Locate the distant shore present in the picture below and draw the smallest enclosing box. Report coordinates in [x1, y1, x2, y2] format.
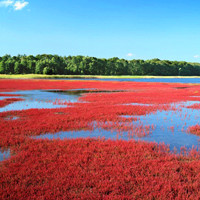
[1, 74, 200, 79]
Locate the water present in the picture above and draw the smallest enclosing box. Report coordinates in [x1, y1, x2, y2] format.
[35, 128, 200, 152]
[0, 90, 80, 112]
[133, 104, 200, 151]
[34, 100, 200, 152]
[59, 78, 200, 84]
[0, 89, 125, 112]
[0, 96, 16, 100]
[34, 129, 117, 140]
[0, 149, 10, 161]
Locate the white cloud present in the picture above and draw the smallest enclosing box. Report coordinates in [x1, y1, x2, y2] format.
[127, 53, 133, 57]
[14, 1, 28, 10]
[194, 55, 200, 58]
[0, 0, 14, 7]
[0, 0, 28, 10]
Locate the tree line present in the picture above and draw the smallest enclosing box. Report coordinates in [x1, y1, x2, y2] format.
[0, 54, 200, 76]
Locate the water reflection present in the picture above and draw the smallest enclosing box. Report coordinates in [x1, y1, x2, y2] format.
[0, 90, 80, 112]
[0, 89, 125, 112]
[34, 129, 123, 141]
[47, 89, 125, 95]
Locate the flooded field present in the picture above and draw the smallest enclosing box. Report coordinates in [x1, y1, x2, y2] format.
[1, 79, 200, 199]
[1, 79, 200, 160]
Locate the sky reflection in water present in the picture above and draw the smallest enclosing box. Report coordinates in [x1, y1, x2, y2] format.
[0, 90, 80, 112]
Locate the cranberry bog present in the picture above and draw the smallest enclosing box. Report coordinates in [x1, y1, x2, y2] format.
[1, 79, 200, 199]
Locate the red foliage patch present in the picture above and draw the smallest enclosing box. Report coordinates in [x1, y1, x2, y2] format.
[187, 103, 200, 109]
[0, 79, 199, 103]
[1, 139, 200, 199]
[0, 103, 158, 147]
[0, 94, 21, 97]
[0, 79, 200, 199]
[188, 125, 200, 136]
[0, 79, 200, 146]
[0, 98, 24, 108]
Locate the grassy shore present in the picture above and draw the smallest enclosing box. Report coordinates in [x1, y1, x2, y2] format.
[0, 74, 200, 79]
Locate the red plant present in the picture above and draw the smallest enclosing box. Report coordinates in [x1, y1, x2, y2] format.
[0, 79, 200, 199]
[0, 79, 200, 146]
[0, 98, 24, 108]
[188, 124, 200, 136]
[187, 103, 200, 109]
[1, 139, 200, 199]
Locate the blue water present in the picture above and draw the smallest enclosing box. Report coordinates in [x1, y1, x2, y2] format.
[60, 78, 200, 83]
[0, 90, 80, 112]
[0, 96, 15, 100]
[0, 149, 10, 161]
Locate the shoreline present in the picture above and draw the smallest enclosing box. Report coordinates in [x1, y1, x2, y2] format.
[1, 74, 200, 79]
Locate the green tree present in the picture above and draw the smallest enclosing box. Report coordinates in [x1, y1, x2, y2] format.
[0, 61, 5, 74]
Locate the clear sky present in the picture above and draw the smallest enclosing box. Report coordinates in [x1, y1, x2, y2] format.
[0, 0, 200, 62]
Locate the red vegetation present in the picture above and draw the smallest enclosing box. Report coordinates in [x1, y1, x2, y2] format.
[187, 103, 200, 109]
[0, 94, 21, 97]
[0, 98, 24, 108]
[188, 125, 200, 136]
[0, 79, 199, 104]
[1, 139, 200, 199]
[1, 79, 200, 199]
[0, 103, 158, 147]
[0, 79, 200, 146]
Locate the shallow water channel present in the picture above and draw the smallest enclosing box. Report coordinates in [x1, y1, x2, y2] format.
[1, 87, 200, 161]
[35, 101, 200, 151]
[0, 90, 80, 112]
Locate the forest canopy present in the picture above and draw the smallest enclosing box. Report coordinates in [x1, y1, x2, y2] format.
[0, 54, 200, 76]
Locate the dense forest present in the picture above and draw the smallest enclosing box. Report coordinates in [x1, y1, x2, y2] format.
[0, 54, 200, 76]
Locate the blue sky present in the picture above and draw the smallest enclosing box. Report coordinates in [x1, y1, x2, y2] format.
[0, 0, 200, 62]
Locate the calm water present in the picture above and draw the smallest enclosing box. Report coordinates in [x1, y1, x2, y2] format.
[61, 77, 200, 83]
[0, 90, 80, 112]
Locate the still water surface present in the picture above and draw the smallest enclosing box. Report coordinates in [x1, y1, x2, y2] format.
[62, 77, 200, 83]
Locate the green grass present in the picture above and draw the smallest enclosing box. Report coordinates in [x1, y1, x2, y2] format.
[0, 74, 200, 79]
